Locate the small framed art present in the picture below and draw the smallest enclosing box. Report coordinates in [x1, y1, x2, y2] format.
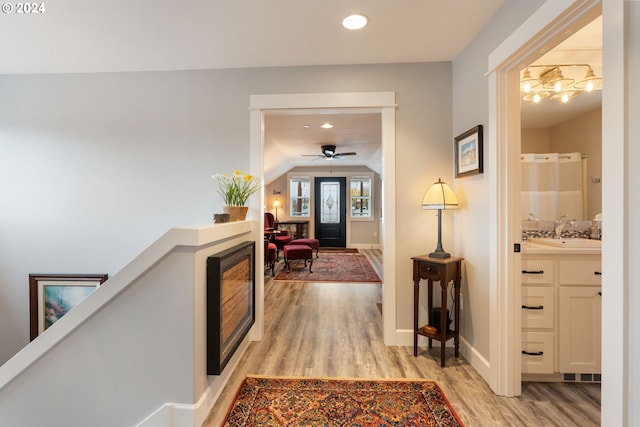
[454, 125, 483, 178]
[29, 274, 108, 340]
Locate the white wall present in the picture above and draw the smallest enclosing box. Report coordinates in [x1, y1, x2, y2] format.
[0, 222, 255, 426]
[549, 108, 602, 219]
[452, 0, 546, 362]
[0, 62, 452, 364]
[521, 128, 551, 152]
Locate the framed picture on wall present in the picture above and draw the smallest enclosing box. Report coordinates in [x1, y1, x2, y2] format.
[29, 274, 108, 340]
[454, 125, 484, 178]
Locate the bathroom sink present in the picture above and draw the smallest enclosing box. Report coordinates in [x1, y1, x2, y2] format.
[528, 237, 602, 248]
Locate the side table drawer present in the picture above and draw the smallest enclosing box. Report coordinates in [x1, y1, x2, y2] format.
[522, 286, 554, 329]
[417, 262, 446, 281]
[522, 331, 554, 374]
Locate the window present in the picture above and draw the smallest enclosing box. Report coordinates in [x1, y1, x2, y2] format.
[350, 176, 372, 219]
[289, 177, 311, 217]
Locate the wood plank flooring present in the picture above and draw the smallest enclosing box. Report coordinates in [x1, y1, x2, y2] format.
[203, 249, 600, 426]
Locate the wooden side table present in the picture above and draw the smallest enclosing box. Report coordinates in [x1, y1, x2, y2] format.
[412, 255, 463, 367]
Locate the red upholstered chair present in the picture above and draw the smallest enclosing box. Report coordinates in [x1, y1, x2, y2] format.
[264, 212, 292, 259]
[264, 238, 277, 276]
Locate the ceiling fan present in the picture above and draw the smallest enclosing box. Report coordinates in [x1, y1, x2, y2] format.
[303, 144, 357, 160]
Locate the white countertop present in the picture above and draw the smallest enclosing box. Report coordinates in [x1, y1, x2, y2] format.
[522, 241, 602, 255]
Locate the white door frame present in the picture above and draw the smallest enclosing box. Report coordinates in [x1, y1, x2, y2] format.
[249, 92, 398, 344]
[486, 0, 602, 397]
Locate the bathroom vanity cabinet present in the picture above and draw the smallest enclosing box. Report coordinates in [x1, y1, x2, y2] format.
[521, 243, 602, 382]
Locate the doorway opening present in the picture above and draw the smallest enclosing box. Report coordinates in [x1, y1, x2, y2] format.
[519, 14, 603, 386]
[249, 92, 398, 345]
[487, 1, 602, 397]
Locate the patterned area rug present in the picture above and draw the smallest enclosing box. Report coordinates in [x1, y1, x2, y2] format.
[222, 376, 464, 426]
[274, 253, 381, 283]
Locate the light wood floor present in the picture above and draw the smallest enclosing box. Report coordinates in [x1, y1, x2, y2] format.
[203, 249, 600, 426]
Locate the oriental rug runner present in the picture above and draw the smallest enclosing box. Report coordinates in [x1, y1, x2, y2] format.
[274, 253, 381, 283]
[222, 376, 464, 426]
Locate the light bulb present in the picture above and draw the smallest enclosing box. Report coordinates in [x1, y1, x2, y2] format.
[342, 14, 367, 30]
[523, 82, 531, 93]
[554, 81, 562, 92]
[561, 93, 569, 103]
[586, 81, 594, 92]
[533, 94, 541, 103]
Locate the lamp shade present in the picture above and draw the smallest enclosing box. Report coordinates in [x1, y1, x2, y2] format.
[272, 199, 281, 208]
[422, 178, 458, 210]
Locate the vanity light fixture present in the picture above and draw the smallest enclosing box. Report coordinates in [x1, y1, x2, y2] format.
[342, 14, 368, 30]
[520, 64, 602, 104]
[422, 178, 459, 258]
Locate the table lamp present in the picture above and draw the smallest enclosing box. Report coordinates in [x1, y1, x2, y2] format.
[272, 198, 281, 221]
[422, 178, 459, 258]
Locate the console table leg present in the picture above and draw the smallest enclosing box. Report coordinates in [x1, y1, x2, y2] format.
[413, 280, 419, 356]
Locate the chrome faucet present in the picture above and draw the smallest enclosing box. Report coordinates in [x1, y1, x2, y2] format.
[554, 214, 569, 239]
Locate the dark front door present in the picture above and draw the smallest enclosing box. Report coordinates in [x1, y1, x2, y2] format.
[314, 177, 346, 247]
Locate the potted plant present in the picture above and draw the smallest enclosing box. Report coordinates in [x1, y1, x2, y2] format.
[213, 171, 260, 221]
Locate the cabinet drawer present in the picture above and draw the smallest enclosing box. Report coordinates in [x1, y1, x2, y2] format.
[522, 286, 554, 329]
[521, 260, 554, 284]
[522, 331, 554, 374]
[559, 260, 602, 285]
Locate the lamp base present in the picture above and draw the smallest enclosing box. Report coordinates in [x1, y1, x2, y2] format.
[429, 249, 451, 259]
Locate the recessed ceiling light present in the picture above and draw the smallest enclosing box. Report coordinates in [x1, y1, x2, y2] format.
[320, 123, 334, 129]
[342, 14, 367, 30]
[303, 124, 310, 128]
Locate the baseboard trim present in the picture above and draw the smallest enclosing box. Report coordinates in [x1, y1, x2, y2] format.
[397, 329, 491, 382]
[350, 243, 382, 250]
[135, 386, 215, 427]
[460, 335, 491, 381]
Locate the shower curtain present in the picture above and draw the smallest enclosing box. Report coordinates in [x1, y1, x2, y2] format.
[521, 152, 585, 220]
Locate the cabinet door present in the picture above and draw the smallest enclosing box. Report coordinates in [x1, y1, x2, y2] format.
[559, 286, 602, 373]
